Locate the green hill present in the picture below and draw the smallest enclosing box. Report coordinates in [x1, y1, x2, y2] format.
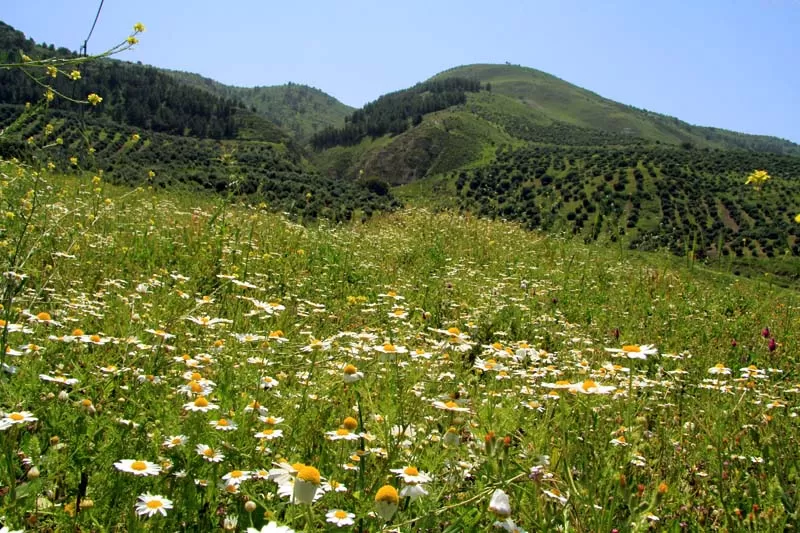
[163, 70, 353, 142]
[433, 64, 800, 155]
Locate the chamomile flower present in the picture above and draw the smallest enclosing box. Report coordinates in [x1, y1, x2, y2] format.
[210, 418, 238, 431]
[196, 444, 225, 462]
[135, 493, 173, 517]
[114, 459, 161, 476]
[259, 415, 285, 425]
[342, 363, 364, 383]
[605, 344, 658, 360]
[326, 509, 355, 527]
[2, 411, 37, 426]
[432, 399, 470, 412]
[390, 466, 432, 485]
[163, 435, 188, 448]
[568, 379, 616, 394]
[254, 428, 283, 439]
[187, 316, 232, 328]
[246, 523, 296, 533]
[374, 485, 399, 521]
[222, 469, 251, 485]
[184, 396, 219, 412]
[26, 311, 62, 326]
[373, 343, 408, 355]
[293, 466, 321, 504]
[708, 363, 732, 375]
[326, 428, 360, 441]
[260, 376, 279, 389]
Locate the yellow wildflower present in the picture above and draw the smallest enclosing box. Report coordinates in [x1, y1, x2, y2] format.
[134, 22, 146, 32]
[87, 93, 103, 106]
[46, 66, 57, 78]
[745, 169, 771, 190]
[69, 70, 81, 81]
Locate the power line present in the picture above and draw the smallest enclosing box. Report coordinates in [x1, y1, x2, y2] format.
[80, 0, 105, 57]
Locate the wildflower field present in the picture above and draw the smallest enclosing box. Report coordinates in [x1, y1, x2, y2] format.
[0, 159, 798, 532]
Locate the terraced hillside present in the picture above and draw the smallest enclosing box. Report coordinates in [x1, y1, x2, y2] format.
[0, 105, 399, 222]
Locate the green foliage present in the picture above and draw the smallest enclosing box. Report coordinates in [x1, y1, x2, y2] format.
[452, 144, 800, 284]
[0, 160, 799, 531]
[310, 78, 483, 149]
[0, 106, 399, 222]
[163, 73, 353, 143]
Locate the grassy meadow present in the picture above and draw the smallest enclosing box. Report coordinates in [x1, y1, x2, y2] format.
[0, 159, 798, 532]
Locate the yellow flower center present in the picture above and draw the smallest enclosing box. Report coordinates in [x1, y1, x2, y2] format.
[269, 330, 284, 337]
[403, 466, 419, 476]
[336, 428, 351, 436]
[230, 470, 243, 478]
[217, 419, 229, 426]
[264, 417, 277, 425]
[447, 327, 460, 335]
[171, 438, 182, 445]
[291, 462, 306, 472]
[343, 364, 358, 375]
[492, 342, 503, 350]
[90, 335, 101, 343]
[297, 466, 321, 485]
[203, 448, 215, 457]
[622, 345, 641, 352]
[81, 399, 93, 407]
[334, 510, 348, 519]
[556, 380, 570, 386]
[131, 461, 147, 471]
[342, 417, 358, 430]
[189, 381, 203, 393]
[444, 400, 458, 409]
[582, 379, 597, 391]
[146, 500, 163, 509]
[375, 485, 399, 504]
[190, 372, 202, 381]
[383, 343, 396, 352]
[261, 429, 274, 435]
[194, 397, 209, 407]
[9, 413, 25, 421]
[72, 328, 84, 336]
[36, 312, 52, 321]
[393, 309, 405, 316]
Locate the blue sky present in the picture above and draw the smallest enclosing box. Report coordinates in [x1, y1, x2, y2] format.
[4, 0, 799, 142]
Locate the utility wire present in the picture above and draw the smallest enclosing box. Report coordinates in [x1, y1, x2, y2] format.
[80, 0, 105, 56]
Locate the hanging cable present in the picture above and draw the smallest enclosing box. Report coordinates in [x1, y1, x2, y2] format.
[80, 0, 105, 56]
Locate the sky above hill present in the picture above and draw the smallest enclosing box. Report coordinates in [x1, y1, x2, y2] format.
[5, 0, 799, 143]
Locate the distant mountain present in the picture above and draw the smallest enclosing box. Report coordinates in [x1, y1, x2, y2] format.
[433, 64, 800, 155]
[0, 21, 398, 222]
[163, 71, 353, 142]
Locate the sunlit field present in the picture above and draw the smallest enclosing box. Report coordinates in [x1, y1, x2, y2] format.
[0, 159, 798, 532]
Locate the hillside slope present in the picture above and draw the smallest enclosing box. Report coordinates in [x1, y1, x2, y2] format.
[164, 70, 353, 142]
[433, 64, 800, 155]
